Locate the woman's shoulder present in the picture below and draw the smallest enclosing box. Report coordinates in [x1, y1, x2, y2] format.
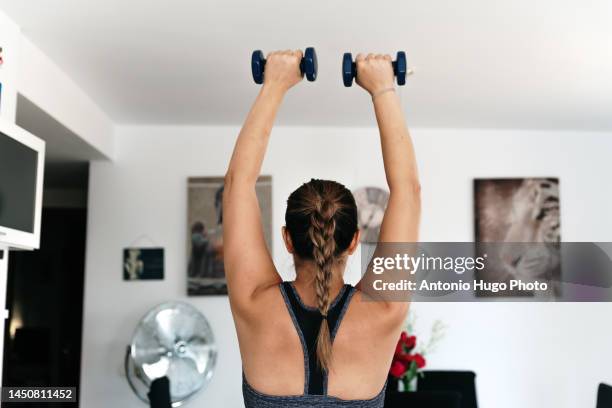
[229, 279, 284, 320]
[347, 287, 410, 329]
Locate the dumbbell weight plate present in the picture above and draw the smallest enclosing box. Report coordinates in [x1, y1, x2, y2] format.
[302, 47, 318, 82]
[342, 53, 354, 87]
[251, 50, 265, 84]
[395, 51, 407, 86]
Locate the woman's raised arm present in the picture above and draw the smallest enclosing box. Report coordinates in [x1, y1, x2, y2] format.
[356, 53, 421, 244]
[223, 50, 303, 311]
[355, 53, 421, 301]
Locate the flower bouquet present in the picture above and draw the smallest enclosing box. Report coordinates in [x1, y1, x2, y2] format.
[388, 317, 446, 392]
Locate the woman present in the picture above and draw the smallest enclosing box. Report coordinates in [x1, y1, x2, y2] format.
[224, 50, 420, 407]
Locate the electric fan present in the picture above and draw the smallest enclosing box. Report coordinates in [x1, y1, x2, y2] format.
[125, 301, 217, 406]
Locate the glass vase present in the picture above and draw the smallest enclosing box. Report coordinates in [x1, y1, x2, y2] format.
[401, 376, 417, 392]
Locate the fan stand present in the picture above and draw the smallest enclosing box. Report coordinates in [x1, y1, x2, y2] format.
[125, 345, 172, 408]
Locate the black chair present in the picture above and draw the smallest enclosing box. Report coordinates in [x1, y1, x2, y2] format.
[417, 371, 478, 408]
[597, 383, 612, 408]
[148, 376, 171, 408]
[385, 390, 461, 408]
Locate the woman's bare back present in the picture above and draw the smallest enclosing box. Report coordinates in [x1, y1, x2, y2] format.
[236, 282, 406, 401]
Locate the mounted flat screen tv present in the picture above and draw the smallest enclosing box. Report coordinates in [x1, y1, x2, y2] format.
[0, 120, 45, 249]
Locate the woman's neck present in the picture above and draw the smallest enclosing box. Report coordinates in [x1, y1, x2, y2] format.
[292, 261, 346, 308]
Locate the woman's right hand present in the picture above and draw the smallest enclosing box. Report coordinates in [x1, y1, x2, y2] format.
[263, 50, 304, 93]
[355, 53, 395, 96]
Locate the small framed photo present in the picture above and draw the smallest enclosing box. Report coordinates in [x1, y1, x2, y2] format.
[123, 247, 164, 281]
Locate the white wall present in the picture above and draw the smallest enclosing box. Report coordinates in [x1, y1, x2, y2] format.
[18, 37, 115, 160]
[2, 11, 114, 159]
[0, 9, 20, 122]
[82, 125, 612, 408]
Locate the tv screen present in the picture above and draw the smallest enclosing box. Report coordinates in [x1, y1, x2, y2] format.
[0, 131, 39, 233]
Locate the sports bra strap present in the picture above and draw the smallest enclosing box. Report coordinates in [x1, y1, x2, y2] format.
[279, 282, 355, 395]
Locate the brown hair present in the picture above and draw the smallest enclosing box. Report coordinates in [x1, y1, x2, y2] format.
[285, 179, 358, 371]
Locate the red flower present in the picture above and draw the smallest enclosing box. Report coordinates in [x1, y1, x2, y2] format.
[396, 352, 412, 363]
[391, 331, 425, 378]
[404, 335, 417, 350]
[408, 353, 426, 369]
[396, 332, 417, 356]
[394, 340, 405, 356]
[389, 360, 407, 378]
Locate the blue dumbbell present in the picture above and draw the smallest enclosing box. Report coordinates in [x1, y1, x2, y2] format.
[342, 51, 408, 87]
[251, 47, 318, 85]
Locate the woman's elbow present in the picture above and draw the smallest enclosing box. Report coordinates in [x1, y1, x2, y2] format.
[224, 170, 257, 189]
[224, 171, 235, 190]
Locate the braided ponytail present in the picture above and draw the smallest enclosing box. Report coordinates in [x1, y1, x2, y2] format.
[285, 179, 359, 372]
[309, 200, 337, 371]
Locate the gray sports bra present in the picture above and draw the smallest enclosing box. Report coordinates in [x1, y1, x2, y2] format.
[242, 282, 386, 408]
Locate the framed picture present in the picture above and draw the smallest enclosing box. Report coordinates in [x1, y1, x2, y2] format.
[123, 247, 164, 280]
[187, 176, 272, 295]
[474, 178, 561, 297]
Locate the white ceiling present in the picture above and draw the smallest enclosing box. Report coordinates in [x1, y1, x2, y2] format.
[1, 0, 611, 130]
